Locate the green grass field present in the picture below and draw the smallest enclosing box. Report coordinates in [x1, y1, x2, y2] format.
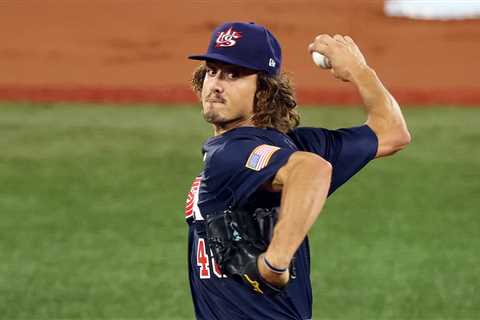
[1, 102, 479, 319]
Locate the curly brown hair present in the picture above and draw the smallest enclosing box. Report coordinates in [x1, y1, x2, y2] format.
[191, 64, 300, 133]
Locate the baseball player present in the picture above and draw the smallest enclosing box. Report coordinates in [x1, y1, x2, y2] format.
[184, 22, 410, 320]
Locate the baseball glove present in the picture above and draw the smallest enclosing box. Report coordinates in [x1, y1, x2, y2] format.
[206, 207, 294, 296]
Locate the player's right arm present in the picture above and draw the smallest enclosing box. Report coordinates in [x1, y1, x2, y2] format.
[351, 64, 411, 158]
[259, 151, 332, 287]
[308, 34, 411, 158]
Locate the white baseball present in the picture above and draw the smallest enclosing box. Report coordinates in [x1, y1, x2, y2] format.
[312, 51, 331, 69]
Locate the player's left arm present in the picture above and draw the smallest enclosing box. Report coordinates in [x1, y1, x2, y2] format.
[258, 151, 332, 287]
[309, 34, 411, 158]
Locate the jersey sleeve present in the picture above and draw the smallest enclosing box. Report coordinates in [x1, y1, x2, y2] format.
[288, 125, 378, 194]
[201, 137, 295, 211]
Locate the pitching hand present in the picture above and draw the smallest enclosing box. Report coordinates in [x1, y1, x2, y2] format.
[308, 34, 368, 82]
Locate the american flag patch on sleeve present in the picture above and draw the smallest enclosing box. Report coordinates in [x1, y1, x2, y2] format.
[245, 144, 281, 171]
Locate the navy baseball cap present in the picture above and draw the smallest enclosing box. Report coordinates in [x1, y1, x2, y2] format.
[188, 22, 282, 76]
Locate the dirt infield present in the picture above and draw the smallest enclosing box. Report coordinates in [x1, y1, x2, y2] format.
[1, 0, 479, 105]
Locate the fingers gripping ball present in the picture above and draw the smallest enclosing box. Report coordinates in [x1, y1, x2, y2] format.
[312, 51, 331, 69]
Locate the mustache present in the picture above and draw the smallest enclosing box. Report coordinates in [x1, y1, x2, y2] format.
[205, 93, 226, 103]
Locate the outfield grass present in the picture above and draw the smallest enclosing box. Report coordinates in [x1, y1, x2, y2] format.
[0, 102, 479, 319]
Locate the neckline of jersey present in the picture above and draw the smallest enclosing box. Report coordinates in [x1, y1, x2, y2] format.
[205, 126, 279, 144]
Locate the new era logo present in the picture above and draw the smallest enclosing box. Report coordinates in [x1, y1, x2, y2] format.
[216, 27, 242, 47]
[269, 58, 276, 67]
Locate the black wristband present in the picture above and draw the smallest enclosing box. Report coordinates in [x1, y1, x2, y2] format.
[263, 256, 288, 274]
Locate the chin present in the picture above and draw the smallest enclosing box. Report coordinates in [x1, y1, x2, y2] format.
[203, 110, 225, 124]
[203, 103, 225, 121]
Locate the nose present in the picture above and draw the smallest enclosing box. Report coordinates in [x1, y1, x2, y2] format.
[208, 73, 224, 94]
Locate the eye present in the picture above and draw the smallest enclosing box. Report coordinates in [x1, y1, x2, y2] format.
[206, 68, 217, 77]
[227, 71, 239, 80]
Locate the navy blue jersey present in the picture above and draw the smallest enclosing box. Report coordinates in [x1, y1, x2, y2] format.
[184, 125, 377, 320]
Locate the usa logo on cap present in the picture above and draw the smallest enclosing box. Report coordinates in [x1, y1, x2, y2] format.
[215, 27, 242, 47]
[188, 22, 282, 76]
